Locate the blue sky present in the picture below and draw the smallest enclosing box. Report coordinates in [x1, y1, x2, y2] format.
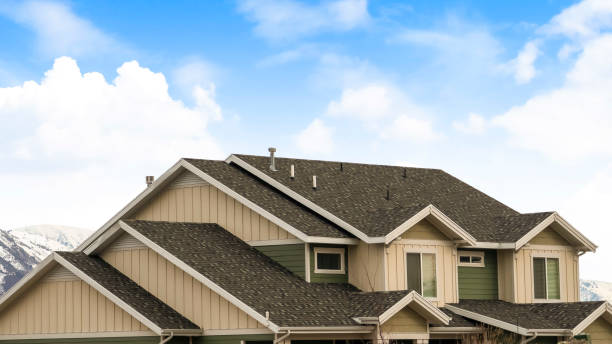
[1, 0, 612, 280]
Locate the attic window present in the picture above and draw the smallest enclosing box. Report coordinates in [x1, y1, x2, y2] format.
[314, 247, 345, 274]
[458, 251, 485, 267]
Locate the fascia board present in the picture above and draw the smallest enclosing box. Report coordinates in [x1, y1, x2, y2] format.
[515, 213, 597, 252]
[119, 220, 280, 333]
[444, 304, 530, 336]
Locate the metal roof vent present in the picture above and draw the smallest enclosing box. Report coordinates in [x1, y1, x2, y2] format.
[146, 176, 154, 187]
[290, 164, 295, 179]
[268, 147, 278, 171]
[312, 175, 317, 189]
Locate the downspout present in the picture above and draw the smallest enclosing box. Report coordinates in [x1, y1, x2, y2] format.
[160, 332, 174, 344]
[273, 330, 291, 344]
[521, 333, 538, 344]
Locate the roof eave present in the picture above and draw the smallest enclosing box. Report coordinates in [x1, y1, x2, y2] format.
[515, 212, 597, 252]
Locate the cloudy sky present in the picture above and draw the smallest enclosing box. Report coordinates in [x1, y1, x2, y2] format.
[1, 0, 611, 281]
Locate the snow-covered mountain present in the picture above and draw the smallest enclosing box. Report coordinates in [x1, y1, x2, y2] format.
[581, 280, 612, 302]
[0, 225, 91, 294]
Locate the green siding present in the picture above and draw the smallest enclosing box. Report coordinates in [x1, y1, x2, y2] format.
[256, 244, 306, 278]
[310, 244, 348, 283]
[458, 249, 498, 300]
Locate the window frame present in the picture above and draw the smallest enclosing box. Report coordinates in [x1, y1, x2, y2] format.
[457, 250, 485, 267]
[313, 247, 346, 274]
[404, 247, 438, 300]
[532, 254, 562, 302]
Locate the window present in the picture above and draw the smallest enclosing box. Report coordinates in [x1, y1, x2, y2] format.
[314, 247, 345, 274]
[533, 257, 560, 300]
[457, 251, 485, 267]
[406, 252, 437, 298]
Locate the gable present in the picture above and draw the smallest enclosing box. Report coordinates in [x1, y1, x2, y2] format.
[0, 267, 149, 335]
[529, 227, 571, 246]
[584, 317, 612, 343]
[132, 175, 297, 244]
[380, 307, 428, 334]
[99, 233, 268, 331]
[400, 219, 450, 241]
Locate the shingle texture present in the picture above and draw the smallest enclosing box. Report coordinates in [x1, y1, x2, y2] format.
[447, 300, 605, 330]
[56, 251, 199, 331]
[432, 308, 476, 328]
[123, 220, 414, 327]
[230, 155, 554, 242]
[184, 159, 351, 239]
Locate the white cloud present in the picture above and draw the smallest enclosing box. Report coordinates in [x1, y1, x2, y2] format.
[0, 57, 225, 228]
[452, 113, 487, 135]
[504, 41, 540, 84]
[0, 1, 122, 58]
[237, 0, 370, 40]
[326, 83, 439, 143]
[493, 34, 612, 160]
[540, 0, 612, 39]
[562, 164, 612, 281]
[295, 118, 334, 154]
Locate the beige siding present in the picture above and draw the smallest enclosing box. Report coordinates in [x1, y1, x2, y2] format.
[585, 318, 612, 344]
[400, 220, 448, 241]
[513, 247, 579, 303]
[497, 250, 514, 302]
[0, 280, 147, 335]
[385, 241, 458, 306]
[133, 183, 296, 243]
[348, 242, 385, 292]
[529, 227, 571, 246]
[101, 241, 265, 330]
[381, 307, 427, 334]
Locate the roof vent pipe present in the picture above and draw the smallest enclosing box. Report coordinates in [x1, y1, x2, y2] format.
[268, 147, 277, 171]
[146, 176, 154, 187]
[290, 164, 295, 179]
[312, 175, 317, 189]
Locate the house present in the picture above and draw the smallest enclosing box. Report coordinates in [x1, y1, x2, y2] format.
[0, 150, 611, 344]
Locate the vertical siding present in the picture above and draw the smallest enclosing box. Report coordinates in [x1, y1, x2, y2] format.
[309, 245, 348, 283]
[255, 244, 306, 278]
[458, 250, 498, 300]
[132, 184, 296, 244]
[384, 241, 458, 306]
[513, 247, 578, 303]
[380, 308, 427, 334]
[0, 280, 146, 335]
[101, 244, 265, 330]
[348, 242, 385, 292]
[584, 317, 612, 344]
[497, 250, 515, 302]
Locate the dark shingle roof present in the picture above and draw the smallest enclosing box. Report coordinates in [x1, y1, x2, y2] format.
[447, 300, 605, 330]
[432, 308, 477, 328]
[123, 220, 411, 327]
[56, 251, 199, 331]
[184, 159, 351, 239]
[231, 155, 553, 242]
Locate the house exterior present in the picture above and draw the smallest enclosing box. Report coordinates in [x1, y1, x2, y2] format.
[0, 150, 611, 344]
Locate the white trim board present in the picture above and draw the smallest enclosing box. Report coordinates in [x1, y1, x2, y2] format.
[118, 220, 281, 333]
[0, 331, 158, 340]
[378, 291, 450, 325]
[515, 213, 597, 252]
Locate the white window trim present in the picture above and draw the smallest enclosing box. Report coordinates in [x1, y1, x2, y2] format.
[532, 256, 561, 302]
[457, 250, 485, 267]
[313, 247, 345, 274]
[404, 248, 438, 300]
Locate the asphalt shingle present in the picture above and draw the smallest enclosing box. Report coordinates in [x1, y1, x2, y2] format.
[123, 220, 412, 327]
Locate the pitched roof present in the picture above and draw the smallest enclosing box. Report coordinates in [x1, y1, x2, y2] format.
[184, 159, 351, 239]
[446, 300, 605, 331]
[230, 154, 555, 242]
[55, 251, 199, 331]
[123, 220, 433, 328]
